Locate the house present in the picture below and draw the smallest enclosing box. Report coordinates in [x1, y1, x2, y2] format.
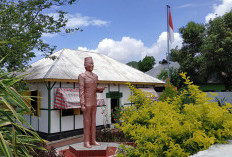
[146, 59, 180, 93]
[146, 59, 180, 79]
[21, 49, 164, 140]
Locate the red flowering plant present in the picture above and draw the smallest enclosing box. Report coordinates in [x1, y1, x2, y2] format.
[112, 105, 124, 124]
[159, 78, 178, 102]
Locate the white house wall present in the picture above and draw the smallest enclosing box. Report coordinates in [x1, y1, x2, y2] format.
[61, 116, 74, 132]
[39, 110, 48, 133]
[51, 110, 60, 133]
[98, 84, 110, 126]
[96, 107, 105, 126]
[52, 82, 77, 133]
[40, 83, 49, 109]
[28, 82, 48, 109]
[109, 84, 119, 91]
[27, 81, 154, 134]
[120, 84, 132, 105]
[24, 82, 49, 133]
[105, 97, 112, 124]
[49, 82, 109, 133]
[23, 115, 30, 128]
[75, 115, 83, 129]
[31, 116, 39, 130]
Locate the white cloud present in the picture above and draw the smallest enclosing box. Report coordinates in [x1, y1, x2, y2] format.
[43, 13, 109, 38]
[177, 3, 195, 9]
[77, 46, 91, 52]
[47, 13, 109, 27]
[79, 37, 145, 63]
[144, 32, 183, 62]
[205, 0, 232, 22]
[66, 13, 109, 27]
[77, 32, 183, 63]
[42, 33, 57, 38]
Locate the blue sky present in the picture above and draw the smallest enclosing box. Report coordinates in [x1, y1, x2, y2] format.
[34, 0, 232, 64]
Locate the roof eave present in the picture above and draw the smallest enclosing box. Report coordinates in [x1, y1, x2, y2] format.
[25, 78, 165, 86]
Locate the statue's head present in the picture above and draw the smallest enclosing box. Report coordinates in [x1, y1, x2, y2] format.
[84, 57, 94, 72]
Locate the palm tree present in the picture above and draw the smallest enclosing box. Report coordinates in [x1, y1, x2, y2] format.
[0, 71, 45, 157]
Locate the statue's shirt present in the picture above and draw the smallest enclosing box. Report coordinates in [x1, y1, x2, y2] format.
[78, 71, 98, 107]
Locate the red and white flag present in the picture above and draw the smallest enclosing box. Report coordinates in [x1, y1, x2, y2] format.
[169, 9, 174, 43]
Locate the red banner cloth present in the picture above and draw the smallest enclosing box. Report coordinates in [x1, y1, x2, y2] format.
[54, 88, 105, 109]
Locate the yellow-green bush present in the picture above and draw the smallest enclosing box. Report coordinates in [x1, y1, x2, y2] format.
[116, 73, 232, 157]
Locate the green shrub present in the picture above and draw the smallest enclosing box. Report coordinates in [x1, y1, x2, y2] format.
[127, 83, 155, 109]
[116, 72, 232, 157]
[159, 80, 178, 102]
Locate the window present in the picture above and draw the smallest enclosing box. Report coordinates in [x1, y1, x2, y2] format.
[31, 91, 40, 116]
[23, 90, 40, 116]
[61, 108, 82, 116]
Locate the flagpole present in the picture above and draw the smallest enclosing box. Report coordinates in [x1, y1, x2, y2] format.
[167, 5, 170, 82]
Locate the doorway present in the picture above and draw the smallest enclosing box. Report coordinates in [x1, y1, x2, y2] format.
[111, 98, 119, 123]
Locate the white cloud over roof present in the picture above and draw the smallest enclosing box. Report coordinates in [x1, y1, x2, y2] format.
[78, 32, 183, 63]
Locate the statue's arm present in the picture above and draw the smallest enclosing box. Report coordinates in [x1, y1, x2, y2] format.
[96, 87, 105, 93]
[96, 75, 107, 93]
[78, 74, 85, 108]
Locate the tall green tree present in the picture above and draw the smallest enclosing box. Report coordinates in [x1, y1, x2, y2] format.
[126, 61, 138, 69]
[201, 11, 232, 89]
[171, 11, 232, 89]
[0, 0, 79, 71]
[171, 22, 205, 84]
[138, 56, 155, 72]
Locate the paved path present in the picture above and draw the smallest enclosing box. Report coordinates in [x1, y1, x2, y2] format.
[190, 140, 232, 157]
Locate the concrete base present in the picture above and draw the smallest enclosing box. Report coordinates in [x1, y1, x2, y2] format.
[58, 142, 120, 157]
[57, 142, 120, 151]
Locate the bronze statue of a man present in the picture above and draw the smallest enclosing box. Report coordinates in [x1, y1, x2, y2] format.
[78, 57, 106, 148]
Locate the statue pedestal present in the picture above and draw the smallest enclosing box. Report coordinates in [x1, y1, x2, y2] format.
[59, 142, 119, 157]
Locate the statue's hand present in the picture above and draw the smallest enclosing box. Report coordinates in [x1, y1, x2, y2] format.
[101, 86, 107, 91]
[81, 106, 86, 112]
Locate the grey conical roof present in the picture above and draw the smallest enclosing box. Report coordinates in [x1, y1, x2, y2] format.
[146, 61, 180, 78]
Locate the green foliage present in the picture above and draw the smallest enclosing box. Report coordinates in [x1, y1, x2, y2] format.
[171, 11, 232, 89]
[127, 83, 155, 108]
[159, 80, 178, 102]
[117, 73, 232, 156]
[157, 67, 183, 89]
[30, 142, 64, 157]
[0, 71, 45, 156]
[138, 56, 156, 72]
[171, 22, 205, 84]
[117, 145, 139, 157]
[0, 0, 79, 71]
[126, 61, 139, 69]
[201, 11, 232, 89]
